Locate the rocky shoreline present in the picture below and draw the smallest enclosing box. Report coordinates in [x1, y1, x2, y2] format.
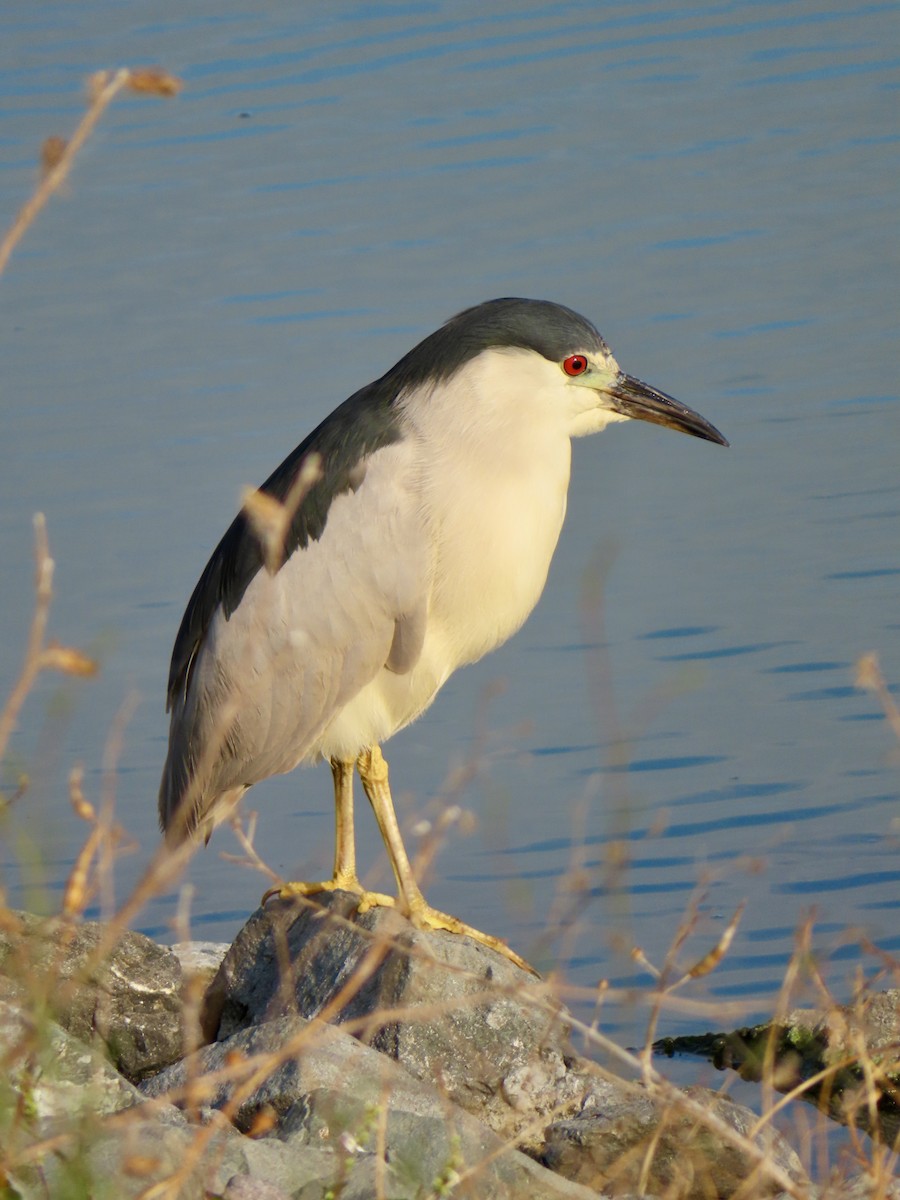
[0, 898, 895, 1198]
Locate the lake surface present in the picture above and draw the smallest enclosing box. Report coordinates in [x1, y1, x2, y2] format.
[1, 0, 898, 1115]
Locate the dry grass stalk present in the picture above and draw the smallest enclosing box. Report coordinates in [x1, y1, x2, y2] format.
[635, 889, 746, 1087]
[0, 514, 98, 777]
[0, 67, 181, 280]
[241, 452, 323, 575]
[856, 652, 900, 746]
[62, 766, 106, 918]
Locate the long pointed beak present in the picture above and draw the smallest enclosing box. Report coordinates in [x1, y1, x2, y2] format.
[608, 373, 728, 446]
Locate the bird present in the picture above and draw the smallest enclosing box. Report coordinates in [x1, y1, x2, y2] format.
[159, 297, 727, 968]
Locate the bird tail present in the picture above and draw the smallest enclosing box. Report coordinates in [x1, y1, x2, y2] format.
[158, 739, 201, 844]
[159, 737, 244, 846]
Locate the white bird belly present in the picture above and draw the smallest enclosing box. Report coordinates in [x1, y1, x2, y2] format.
[317, 422, 572, 761]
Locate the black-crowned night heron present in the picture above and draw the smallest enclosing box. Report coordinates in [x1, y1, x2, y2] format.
[160, 297, 727, 966]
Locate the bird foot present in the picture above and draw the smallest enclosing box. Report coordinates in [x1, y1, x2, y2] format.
[261, 880, 535, 975]
[262, 876, 396, 911]
[403, 897, 537, 976]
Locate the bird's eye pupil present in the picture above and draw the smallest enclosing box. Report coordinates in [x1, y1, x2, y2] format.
[563, 355, 588, 376]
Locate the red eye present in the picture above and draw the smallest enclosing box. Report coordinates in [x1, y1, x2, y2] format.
[562, 354, 588, 376]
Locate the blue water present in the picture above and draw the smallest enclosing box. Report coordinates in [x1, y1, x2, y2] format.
[1, 2, 898, 1123]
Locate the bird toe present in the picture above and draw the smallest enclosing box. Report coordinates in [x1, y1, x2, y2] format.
[262, 877, 395, 911]
[404, 899, 537, 975]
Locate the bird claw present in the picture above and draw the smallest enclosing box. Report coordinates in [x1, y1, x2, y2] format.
[261, 883, 535, 973]
[262, 877, 395, 911]
[403, 899, 538, 976]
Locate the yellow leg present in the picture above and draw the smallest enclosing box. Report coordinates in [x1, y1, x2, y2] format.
[263, 757, 394, 909]
[356, 744, 535, 974]
[330, 756, 360, 887]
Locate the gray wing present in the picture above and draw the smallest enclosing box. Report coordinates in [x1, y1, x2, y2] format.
[165, 377, 405, 710]
[159, 435, 431, 841]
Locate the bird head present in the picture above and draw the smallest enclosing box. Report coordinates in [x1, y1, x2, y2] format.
[417, 298, 728, 447]
[552, 343, 729, 445]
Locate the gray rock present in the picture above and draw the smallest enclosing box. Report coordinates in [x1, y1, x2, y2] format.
[40, 1119, 238, 1200]
[203, 892, 590, 1144]
[0, 996, 144, 1123]
[142, 1011, 599, 1199]
[33, 1111, 440, 1200]
[9, 899, 874, 1198]
[0, 998, 187, 1200]
[222, 1175, 294, 1200]
[0, 909, 184, 1082]
[169, 939, 230, 987]
[540, 1082, 807, 1199]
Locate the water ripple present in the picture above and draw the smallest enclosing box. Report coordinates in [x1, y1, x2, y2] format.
[657, 641, 792, 662]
